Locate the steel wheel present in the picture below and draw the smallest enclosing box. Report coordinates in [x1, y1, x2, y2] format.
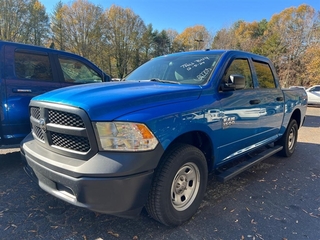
[277, 119, 298, 157]
[171, 162, 200, 211]
[146, 143, 208, 226]
[287, 125, 297, 151]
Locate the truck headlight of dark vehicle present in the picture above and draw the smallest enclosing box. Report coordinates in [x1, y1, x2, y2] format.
[93, 122, 158, 151]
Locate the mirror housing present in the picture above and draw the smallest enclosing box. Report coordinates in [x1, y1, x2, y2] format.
[221, 74, 245, 91]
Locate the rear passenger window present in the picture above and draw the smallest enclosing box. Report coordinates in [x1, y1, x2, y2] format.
[253, 61, 276, 88]
[14, 51, 53, 81]
[58, 58, 102, 84]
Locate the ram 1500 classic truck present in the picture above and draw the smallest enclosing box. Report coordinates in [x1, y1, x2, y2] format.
[21, 50, 307, 226]
[0, 41, 110, 146]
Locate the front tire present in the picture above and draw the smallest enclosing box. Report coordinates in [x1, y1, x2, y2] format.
[277, 119, 298, 157]
[146, 144, 208, 226]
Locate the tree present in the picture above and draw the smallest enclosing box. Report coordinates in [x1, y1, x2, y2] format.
[153, 30, 170, 57]
[23, 0, 50, 46]
[0, 0, 29, 42]
[166, 28, 178, 53]
[55, 0, 105, 61]
[50, 1, 65, 50]
[211, 19, 268, 52]
[265, 4, 319, 87]
[140, 24, 155, 63]
[104, 5, 146, 78]
[211, 28, 237, 50]
[174, 25, 211, 51]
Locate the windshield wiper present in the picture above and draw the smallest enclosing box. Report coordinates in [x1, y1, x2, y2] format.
[150, 78, 180, 84]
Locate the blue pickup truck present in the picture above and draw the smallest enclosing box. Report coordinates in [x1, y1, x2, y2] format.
[0, 41, 110, 146]
[21, 50, 307, 226]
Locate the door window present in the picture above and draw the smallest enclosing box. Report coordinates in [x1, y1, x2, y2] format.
[14, 51, 53, 81]
[253, 61, 276, 88]
[58, 58, 102, 84]
[222, 59, 253, 90]
[311, 86, 320, 92]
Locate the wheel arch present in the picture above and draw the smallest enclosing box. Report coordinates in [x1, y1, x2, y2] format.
[160, 130, 214, 171]
[290, 108, 302, 128]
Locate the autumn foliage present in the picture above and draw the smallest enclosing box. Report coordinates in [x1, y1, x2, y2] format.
[0, 0, 319, 86]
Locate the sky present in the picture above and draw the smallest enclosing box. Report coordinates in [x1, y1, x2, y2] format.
[41, 0, 320, 34]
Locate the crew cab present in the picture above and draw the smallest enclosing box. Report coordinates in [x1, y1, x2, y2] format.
[0, 41, 110, 146]
[21, 50, 307, 226]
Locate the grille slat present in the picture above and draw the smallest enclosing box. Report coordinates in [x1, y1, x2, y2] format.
[30, 107, 40, 120]
[34, 126, 44, 141]
[48, 110, 85, 127]
[51, 132, 90, 152]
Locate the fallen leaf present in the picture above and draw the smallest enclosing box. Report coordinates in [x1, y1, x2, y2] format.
[108, 230, 119, 238]
[251, 219, 257, 224]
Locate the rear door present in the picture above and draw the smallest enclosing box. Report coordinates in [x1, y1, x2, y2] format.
[3, 46, 61, 142]
[251, 59, 284, 141]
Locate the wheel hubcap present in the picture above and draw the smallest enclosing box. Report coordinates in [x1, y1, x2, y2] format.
[171, 162, 200, 211]
[288, 127, 296, 151]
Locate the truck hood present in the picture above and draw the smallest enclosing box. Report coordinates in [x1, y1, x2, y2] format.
[33, 81, 202, 120]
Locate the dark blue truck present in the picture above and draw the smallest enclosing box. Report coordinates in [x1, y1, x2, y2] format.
[0, 41, 110, 146]
[21, 50, 307, 226]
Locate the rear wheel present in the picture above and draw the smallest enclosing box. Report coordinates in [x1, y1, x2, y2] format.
[277, 119, 298, 157]
[146, 143, 208, 226]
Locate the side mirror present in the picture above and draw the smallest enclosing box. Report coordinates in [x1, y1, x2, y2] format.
[221, 74, 245, 91]
[229, 74, 245, 90]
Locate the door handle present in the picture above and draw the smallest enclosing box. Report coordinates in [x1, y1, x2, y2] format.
[13, 88, 32, 93]
[249, 99, 261, 105]
[276, 97, 284, 101]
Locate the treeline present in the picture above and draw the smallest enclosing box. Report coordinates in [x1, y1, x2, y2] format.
[0, 0, 319, 87]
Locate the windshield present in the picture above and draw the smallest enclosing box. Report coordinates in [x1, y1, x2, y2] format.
[125, 53, 221, 85]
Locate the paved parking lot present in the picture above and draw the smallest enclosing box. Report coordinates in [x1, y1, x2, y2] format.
[0, 107, 319, 240]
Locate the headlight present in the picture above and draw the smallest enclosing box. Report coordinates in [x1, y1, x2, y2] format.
[93, 122, 158, 151]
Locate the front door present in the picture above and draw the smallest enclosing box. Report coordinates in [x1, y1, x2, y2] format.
[3, 46, 61, 143]
[216, 58, 262, 164]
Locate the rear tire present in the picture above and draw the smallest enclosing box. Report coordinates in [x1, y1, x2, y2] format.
[146, 143, 208, 226]
[277, 119, 298, 157]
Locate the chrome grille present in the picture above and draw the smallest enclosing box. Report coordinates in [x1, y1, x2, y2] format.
[30, 104, 92, 155]
[48, 110, 84, 127]
[51, 132, 90, 152]
[34, 126, 44, 141]
[30, 107, 40, 120]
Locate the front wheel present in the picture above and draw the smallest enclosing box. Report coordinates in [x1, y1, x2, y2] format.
[277, 119, 298, 157]
[146, 144, 208, 226]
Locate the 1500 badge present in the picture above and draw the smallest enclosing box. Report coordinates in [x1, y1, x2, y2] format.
[223, 116, 236, 128]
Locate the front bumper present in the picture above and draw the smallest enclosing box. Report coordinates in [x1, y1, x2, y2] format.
[21, 133, 163, 218]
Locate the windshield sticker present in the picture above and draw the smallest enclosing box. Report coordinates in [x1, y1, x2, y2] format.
[196, 68, 211, 81]
[180, 57, 210, 71]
